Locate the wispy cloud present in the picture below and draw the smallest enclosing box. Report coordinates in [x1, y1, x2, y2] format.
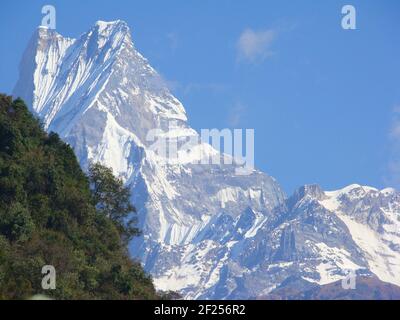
[182, 83, 228, 95]
[165, 81, 228, 96]
[384, 105, 400, 187]
[390, 105, 400, 139]
[166, 32, 179, 51]
[227, 102, 248, 127]
[236, 28, 276, 63]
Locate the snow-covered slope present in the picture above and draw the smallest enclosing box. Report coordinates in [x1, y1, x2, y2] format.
[13, 21, 286, 298]
[320, 185, 400, 286]
[13, 21, 400, 299]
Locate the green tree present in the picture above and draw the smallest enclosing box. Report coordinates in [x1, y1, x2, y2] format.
[0, 94, 159, 300]
[0, 202, 35, 242]
[88, 163, 140, 244]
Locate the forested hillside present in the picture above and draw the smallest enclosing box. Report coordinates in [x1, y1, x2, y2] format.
[0, 94, 159, 299]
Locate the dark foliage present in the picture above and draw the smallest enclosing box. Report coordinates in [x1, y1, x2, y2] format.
[89, 163, 140, 245]
[0, 94, 158, 299]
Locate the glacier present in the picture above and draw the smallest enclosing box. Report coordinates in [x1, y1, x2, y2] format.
[13, 20, 400, 299]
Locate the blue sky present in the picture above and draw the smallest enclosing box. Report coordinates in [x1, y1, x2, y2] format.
[1, 0, 400, 194]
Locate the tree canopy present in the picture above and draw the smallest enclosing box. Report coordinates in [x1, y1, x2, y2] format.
[0, 94, 158, 299]
[89, 162, 140, 245]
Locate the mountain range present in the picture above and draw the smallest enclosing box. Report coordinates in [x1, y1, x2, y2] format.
[12, 20, 400, 299]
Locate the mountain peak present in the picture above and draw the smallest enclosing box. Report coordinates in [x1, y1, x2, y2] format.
[35, 24, 64, 41]
[93, 20, 129, 33]
[86, 19, 132, 52]
[94, 19, 128, 28]
[17, 20, 400, 300]
[293, 184, 326, 201]
[91, 20, 130, 39]
[324, 184, 380, 201]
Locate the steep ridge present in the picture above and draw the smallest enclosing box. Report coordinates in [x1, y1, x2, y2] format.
[13, 21, 400, 299]
[13, 21, 286, 298]
[319, 184, 400, 286]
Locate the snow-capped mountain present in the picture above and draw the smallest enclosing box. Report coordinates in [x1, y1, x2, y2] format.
[13, 21, 400, 299]
[173, 184, 400, 299]
[319, 185, 400, 286]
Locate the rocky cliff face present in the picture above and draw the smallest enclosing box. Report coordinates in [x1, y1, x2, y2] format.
[13, 21, 400, 299]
